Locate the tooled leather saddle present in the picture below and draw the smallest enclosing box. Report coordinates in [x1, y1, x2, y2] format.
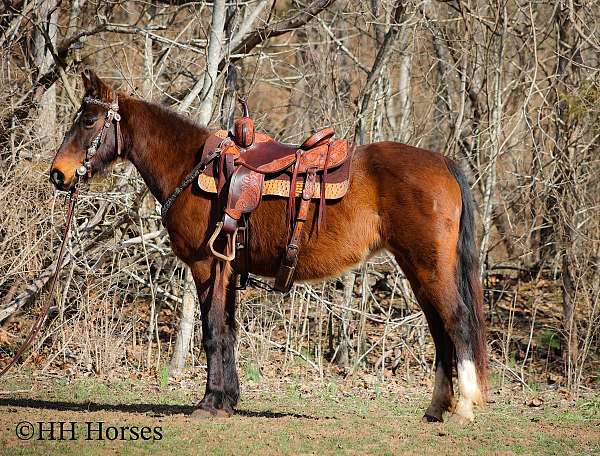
[199, 98, 355, 292]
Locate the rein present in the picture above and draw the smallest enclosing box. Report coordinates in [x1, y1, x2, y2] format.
[160, 138, 230, 220]
[0, 182, 81, 377]
[0, 94, 121, 378]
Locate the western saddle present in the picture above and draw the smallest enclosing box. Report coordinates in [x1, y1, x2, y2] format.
[196, 98, 355, 292]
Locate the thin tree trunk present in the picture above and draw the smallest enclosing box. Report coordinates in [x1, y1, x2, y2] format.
[169, 1, 228, 373]
[479, 5, 507, 268]
[180, 0, 226, 120]
[551, 1, 582, 390]
[396, 45, 412, 142]
[169, 268, 196, 376]
[142, 34, 154, 99]
[33, 0, 58, 152]
[332, 271, 355, 368]
[354, 0, 406, 143]
[220, 64, 238, 131]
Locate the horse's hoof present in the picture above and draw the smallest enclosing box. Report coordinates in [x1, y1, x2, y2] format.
[190, 408, 214, 419]
[422, 412, 444, 423]
[214, 408, 232, 418]
[191, 406, 233, 419]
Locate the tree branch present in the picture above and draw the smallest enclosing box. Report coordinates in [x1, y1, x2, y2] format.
[354, 0, 406, 143]
[223, 0, 336, 69]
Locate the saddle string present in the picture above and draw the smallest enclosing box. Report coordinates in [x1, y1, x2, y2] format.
[0, 182, 81, 378]
[286, 150, 303, 233]
[318, 142, 332, 233]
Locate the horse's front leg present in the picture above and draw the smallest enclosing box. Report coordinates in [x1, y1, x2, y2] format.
[190, 259, 238, 417]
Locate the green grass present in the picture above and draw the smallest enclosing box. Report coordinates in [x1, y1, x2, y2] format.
[243, 363, 261, 382]
[0, 375, 598, 455]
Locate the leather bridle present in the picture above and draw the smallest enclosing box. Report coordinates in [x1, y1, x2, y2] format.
[75, 94, 123, 178]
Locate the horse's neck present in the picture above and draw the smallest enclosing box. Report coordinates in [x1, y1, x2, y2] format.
[122, 96, 208, 203]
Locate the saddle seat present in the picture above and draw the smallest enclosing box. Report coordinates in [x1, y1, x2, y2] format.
[198, 98, 355, 292]
[236, 127, 336, 173]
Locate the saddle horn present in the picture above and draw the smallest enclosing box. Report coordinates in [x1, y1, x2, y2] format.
[233, 96, 255, 148]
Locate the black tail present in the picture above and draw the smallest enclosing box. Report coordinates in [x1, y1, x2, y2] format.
[445, 158, 488, 398]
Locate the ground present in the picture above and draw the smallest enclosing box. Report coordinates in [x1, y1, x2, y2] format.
[0, 372, 598, 455]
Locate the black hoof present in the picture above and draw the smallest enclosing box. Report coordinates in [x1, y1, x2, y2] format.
[422, 412, 444, 423]
[194, 392, 235, 418]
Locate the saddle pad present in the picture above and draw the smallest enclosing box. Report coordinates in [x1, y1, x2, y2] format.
[198, 165, 351, 199]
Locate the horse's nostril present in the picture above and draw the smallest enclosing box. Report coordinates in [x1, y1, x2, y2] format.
[50, 169, 65, 187]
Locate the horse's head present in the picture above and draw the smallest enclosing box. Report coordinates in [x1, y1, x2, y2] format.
[50, 69, 123, 191]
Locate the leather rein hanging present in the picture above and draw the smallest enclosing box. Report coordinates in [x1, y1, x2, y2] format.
[0, 95, 122, 378]
[160, 140, 228, 220]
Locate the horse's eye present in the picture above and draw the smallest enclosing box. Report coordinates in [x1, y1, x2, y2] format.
[82, 116, 97, 128]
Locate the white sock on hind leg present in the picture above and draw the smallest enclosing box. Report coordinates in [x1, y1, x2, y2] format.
[454, 359, 482, 421]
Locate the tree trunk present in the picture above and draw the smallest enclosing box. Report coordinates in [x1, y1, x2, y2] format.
[33, 0, 58, 153]
[396, 44, 412, 143]
[479, 5, 506, 268]
[180, 0, 227, 121]
[169, 1, 227, 373]
[551, 2, 582, 389]
[332, 272, 355, 368]
[169, 268, 196, 377]
[354, 0, 406, 143]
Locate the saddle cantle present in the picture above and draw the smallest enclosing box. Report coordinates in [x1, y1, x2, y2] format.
[200, 98, 355, 292]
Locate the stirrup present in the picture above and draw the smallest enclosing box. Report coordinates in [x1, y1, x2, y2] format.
[207, 222, 237, 262]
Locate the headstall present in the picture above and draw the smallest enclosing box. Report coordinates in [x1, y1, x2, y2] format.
[76, 94, 123, 178]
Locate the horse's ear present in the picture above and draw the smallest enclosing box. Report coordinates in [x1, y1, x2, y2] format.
[81, 68, 109, 97]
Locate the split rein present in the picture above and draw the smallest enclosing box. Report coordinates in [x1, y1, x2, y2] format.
[0, 95, 122, 378]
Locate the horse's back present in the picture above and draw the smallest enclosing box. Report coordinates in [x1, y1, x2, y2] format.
[364, 141, 460, 201]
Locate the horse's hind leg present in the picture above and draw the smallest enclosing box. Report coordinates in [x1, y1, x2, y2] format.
[394, 262, 456, 422]
[420, 302, 456, 422]
[417, 265, 483, 423]
[190, 260, 238, 417]
[393, 252, 484, 423]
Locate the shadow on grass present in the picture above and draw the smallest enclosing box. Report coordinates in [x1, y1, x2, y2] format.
[0, 398, 329, 420]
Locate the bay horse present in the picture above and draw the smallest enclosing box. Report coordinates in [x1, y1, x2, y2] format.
[50, 70, 487, 423]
